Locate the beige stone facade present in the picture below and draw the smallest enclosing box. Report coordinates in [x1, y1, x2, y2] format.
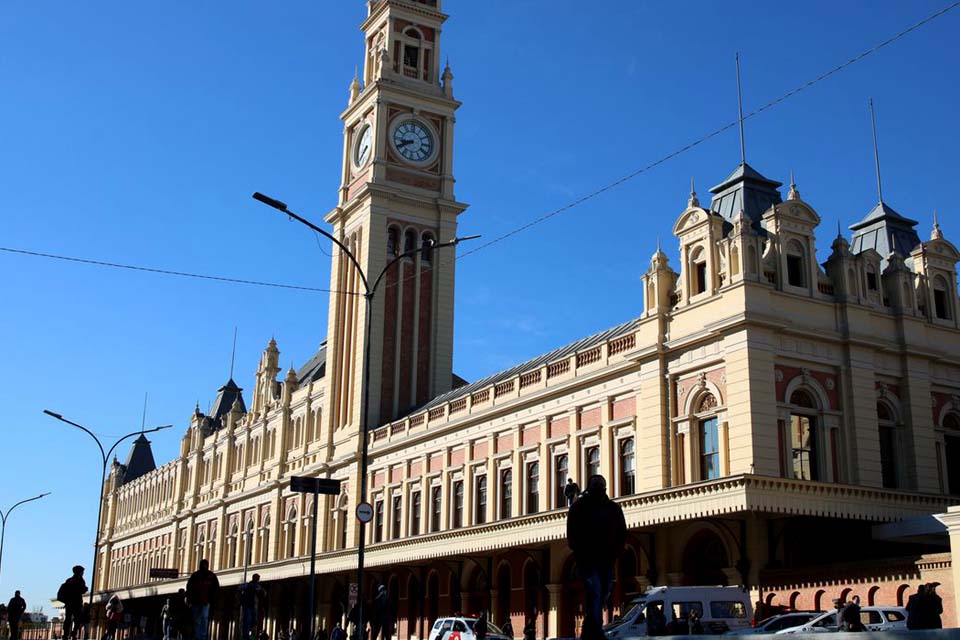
[96, 1, 960, 637]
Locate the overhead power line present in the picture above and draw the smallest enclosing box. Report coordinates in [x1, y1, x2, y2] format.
[0, 246, 342, 294]
[457, 0, 960, 259]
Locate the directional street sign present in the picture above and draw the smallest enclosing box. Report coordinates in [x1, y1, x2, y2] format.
[290, 476, 342, 495]
[149, 568, 179, 580]
[356, 502, 374, 523]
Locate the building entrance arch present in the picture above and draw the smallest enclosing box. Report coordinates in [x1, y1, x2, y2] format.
[558, 555, 584, 639]
[681, 530, 729, 585]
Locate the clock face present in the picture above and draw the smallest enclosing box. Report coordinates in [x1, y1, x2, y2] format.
[392, 119, 435, 163]
[354, 125, 372, 168]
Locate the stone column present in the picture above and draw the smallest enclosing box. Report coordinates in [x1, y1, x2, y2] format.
[936, 507, 960, 628]
[600, 397, 615, 486]
[546, 584, 562, 640]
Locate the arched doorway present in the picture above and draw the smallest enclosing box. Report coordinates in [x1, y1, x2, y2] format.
[558, 556, 584, 639]
[427, 572, 440, 625]
[406, 574, 421, 640]
[681, 530, 729, 585]
[497, 563, 512, 627]
[464, 566, 489, 615]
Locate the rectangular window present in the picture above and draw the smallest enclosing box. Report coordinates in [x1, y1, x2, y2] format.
[934, 289, 950, 319]
[430, 485, 442, 533]
[403, 44, 419, 68]
[373, 500, 384, 543]
[452, 480, 464, 529]
[410, 491, 421, 536]
[585, 446, 600, 479]
[695, 262, 707, 294]
[619, 439, 636, 496]
[710, 601, 747, 619]
[500, 469, 513, 519]
[555, 454, 569, 507]
[867, 271, 878, 291]
[526, 462, 539, 514]
[475, 476, 487, 525]
[391, 495, 402, 540]
[790, 414, 818, 481]
[787, 255, 805, 287]
[699, 418, 720, 480]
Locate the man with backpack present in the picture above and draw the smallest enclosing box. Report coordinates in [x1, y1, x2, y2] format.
[567, 475, 626, 640]
[57, 565, 88, 640]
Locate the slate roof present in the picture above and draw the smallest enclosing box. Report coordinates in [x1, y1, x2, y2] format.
[122, 433, 157, 484]
[710, 162, 783, 227]
[850, 201, 921, 266]
[296, 342, 327, 386]
[210, 378, 246, 423]
[405, 315, 643, 418]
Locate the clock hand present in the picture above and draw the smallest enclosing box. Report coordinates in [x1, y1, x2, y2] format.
[396, 139, 413, 147]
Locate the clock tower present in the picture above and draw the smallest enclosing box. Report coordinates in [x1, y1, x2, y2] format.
[324, 0, 466, 443]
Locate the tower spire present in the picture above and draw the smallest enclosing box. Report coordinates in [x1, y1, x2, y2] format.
[788, 169, 800, 201]
[869, 98, 884, 204]
[229, 326, 238, 380]
[932, 209, 943, 240]
[141, 391, 147, 433]
[688, 177, 699, 208]
[735, 52, 746, 166]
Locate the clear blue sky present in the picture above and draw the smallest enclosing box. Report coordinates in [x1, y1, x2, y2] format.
[1, 0, 957, 614]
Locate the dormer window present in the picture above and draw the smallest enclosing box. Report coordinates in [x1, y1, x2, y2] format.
[934, 275, 952, 320]
[786, 240, 806, 288]
[691, 247, 707, 295]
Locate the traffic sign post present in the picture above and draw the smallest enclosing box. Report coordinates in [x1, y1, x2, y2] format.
[356, 502, 373, 524]
[290, 476, 341, 640]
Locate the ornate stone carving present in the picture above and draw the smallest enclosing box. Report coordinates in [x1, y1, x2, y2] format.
[825, 378, 835, 391]
[697, 371, 707, 389]
[699, 394, 718, 411]
[775, 368, 784, 383]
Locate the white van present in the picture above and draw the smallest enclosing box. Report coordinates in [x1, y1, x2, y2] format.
[605, 586, 753, 638]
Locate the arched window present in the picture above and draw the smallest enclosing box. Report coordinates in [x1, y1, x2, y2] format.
[500, 469, 513, 519]
[286, 506, 298, 558]
[586, 446, 601, 479]
[421, 232, 435, 264]
[789, 390, 819, 481]
[786, 239, 806, 288]
[259, 516, 271, 564]
[691, 247, 707, 295]
[934, 275, 953, 320]
[730, 245, 741, 276]
[619, 439, 636, 496]
[402, 28, 421, 72]
[555, 454, 569, 507]
[475, 476, 487, 524]
[452, 480, 464, 528]
[387, 226, 399, 256]
[942, 413, 960, 495]
[409, 490, 421, 536]
[747, 245, 758, 275]
[404, 229, 417, 254]
[526, 462, 539, 514]
[877, 401, 898, 489]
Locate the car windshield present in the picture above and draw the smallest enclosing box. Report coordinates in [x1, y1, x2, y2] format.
[464, 619, 504, 636]
[621, 600, 646, 622]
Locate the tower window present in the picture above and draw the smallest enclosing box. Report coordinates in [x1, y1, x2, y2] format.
[696, 262, 707, 294]
[555, 454, 569, 507]
[866, 267, 878, 292]
[700, 417, 720, 481]
[404, 229, 417, 254]
[786, 240, 806, 288]
[403, 44, 419, 69]
[409, 491, 421, 536]
[430, 485, 441, 532]
[619, 438, 636, 496]
[387, 227, 399, 256]
[421, 232, 435, 263]
[391, 494, 402, 540]
[934, 276, 952, 320]
[374, 500, 384, 543]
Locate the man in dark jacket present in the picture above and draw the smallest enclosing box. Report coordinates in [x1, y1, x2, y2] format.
[186, 559, 220, 640]
[563, 479, 580, 506]
[567, 475, 626, 640]
[57, 565, 87, 640]
[370, 584, 390, 640]
[7, 591, 26, 640]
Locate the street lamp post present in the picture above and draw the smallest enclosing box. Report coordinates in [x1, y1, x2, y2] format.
[252, 192, 477, 640]
[0, 492, 51, 587]
[43, 410, 172, 606]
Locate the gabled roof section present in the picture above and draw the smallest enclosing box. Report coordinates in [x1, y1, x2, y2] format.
[122, 433, 157, 484]
[296, 341, 327, 386]
[709, 162, 783, 226]
[210, 378, 245, 423]
[850, 201, 921, 266]
[406, 316, 643, 417]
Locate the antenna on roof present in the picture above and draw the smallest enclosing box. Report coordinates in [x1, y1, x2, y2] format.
[141, 392, 148, 433]
[869, 98, 884, 204]
[229, 326, 238, 380]
[736, 53, 746, 166]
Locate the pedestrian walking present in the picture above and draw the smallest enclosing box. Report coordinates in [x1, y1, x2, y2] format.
[104, 594, 124, 640]
[186, 559, 219, 640]
[566, 475, 626, 640]
[240, 574, 267, 640]
[906, 585, 923, 630]
[162, 598, 174, 640]
[926, 583, 943, 629]
[370, 585, 390, 640]
[57, 565, 88, 640]
[474, 611, 487, 640]
[501, 619, 513, 640]
[7, 591, 26, 640]
[522, 609, 537, 640]
[563, 479, 580, 507]
[173, 588, 192, 640]
[331, 622, 346, 640]
[839, 595, 864, 632]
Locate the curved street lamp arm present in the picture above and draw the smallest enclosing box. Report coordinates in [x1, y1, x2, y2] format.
[369, 236, 477, 297]
[104, 425, 173, 463]
[252, 192, 371, 295]
[43, 410, 106, 464]
[1, 493, 51, 525]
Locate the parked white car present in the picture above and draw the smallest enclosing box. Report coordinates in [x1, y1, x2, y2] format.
[724, 612, 821, 635]
[605, 585, 753, 638]
[775, 606, 908, 633]
[428, 617, 509, 640]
